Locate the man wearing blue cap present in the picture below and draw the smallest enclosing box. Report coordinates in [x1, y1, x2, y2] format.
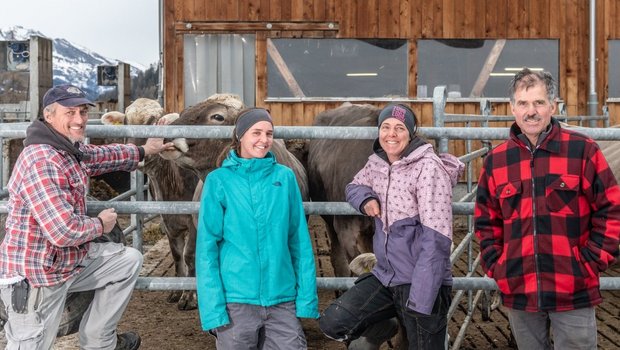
[0, 84, 174, 350]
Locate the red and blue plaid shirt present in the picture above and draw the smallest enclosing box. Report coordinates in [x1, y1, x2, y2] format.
[0, 143, 140, 287]
[475, 119, 620, 312]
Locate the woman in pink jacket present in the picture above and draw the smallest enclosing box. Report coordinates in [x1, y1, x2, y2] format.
[319, 104, 464, 349]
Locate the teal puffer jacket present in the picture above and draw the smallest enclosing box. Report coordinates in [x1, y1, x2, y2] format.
[196, 150, 319, 331]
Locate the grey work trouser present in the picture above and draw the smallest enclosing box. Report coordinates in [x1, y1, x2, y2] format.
[0, 242, 143, 350]
[211, 302, 308, 350]
[507, 307, 598, 350]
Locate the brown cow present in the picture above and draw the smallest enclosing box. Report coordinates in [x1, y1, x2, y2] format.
[586, 126, 620, 181]
[160, 94, 309, 201]
[600, 139, 620, 181]
[560, 123, 620, 180]
[307, 102, 379, 277]
[102, 102, 200, 311]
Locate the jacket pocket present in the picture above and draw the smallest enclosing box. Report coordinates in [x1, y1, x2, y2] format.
[566, 246, 593, 293]
[42, 246, 60, 273]
[545, 174, 580, 215]
[491, 254, 511, 295]
[496, 181, 522, 219]
[571, 246, 597, 279]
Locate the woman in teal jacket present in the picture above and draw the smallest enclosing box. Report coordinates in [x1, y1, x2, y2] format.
[196, 107, 319, 349]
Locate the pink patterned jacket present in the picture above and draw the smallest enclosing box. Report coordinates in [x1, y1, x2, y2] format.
[346, 143, 463, 315]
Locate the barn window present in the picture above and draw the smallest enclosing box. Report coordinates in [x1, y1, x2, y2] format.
[608, 40, 620, 98]
[267, 38, 408, 99]
[183, 34, 256, 106]
[417, 39, 559, 99]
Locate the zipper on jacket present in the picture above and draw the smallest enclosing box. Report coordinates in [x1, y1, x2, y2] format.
[530, 147, 542, 310]
[384, 166, 396, 287]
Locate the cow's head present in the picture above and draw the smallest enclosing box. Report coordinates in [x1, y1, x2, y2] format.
[101, 98, 168, 147]
[101, 99, 181, 172]
[160, 93, 244, 179]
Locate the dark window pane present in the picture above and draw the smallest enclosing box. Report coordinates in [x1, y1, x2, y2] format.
[417, 39, 559, 98]
[267, 39, 408, 98]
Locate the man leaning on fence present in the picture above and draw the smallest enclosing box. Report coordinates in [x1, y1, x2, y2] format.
[474, 68, 620, 349]
[0, 84, 174, 350]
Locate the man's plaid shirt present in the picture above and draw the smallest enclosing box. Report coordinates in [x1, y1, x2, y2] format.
[0, 143, 140, 287]
[475, 118, 620, 312]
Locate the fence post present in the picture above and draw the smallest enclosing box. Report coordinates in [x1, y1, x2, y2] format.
[557, 102, 568, 124]
[433, 85, 448, 153]
[602, 105, 610, 128]
[131, 170, 145, 252]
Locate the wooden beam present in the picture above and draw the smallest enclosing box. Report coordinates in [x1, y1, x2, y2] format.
[266, 39, 305, 98]
[175, 21, 339, 33]
[469, 39, 506, 98]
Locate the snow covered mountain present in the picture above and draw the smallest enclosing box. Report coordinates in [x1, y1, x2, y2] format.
[0, 26, 144, 101]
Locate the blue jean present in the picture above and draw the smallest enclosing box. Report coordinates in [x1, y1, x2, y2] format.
[319, 273, 451, 350]
[507, 307, 597, 350]
[211, 302, 307, 350]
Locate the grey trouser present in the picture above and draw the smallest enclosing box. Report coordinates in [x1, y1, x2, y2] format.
[0, 242, 143, 350]
[212, 302, 307, 350]
[507, 307, 598, 350]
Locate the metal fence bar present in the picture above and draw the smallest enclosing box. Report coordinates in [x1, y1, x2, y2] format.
[4, 123, 620, 141]
[433, 86, 449, 153]
[130, 169, 145, 251]
[451, 290, 484, 350]
[133, 276, 620, 291]
[444, 114, 609, 124]
[0, 201, 477, 216]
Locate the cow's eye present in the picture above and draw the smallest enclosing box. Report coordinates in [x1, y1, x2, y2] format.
[210, 114, 225, 122]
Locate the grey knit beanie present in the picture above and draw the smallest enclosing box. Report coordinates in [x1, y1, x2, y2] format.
[235, 108, 273, 140]
[378, 104, 417, 137]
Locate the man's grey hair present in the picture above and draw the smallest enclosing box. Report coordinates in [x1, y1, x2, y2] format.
[42, 103, 58, 120]
[43, 103, 57, 115]
[508, 68, 558, 104]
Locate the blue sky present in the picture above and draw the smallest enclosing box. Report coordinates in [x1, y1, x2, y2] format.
[0, 0, 159, 67]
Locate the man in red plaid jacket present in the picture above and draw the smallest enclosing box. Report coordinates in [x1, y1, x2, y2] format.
[475, 68, 620, 349]
[0, 84, 174, 350]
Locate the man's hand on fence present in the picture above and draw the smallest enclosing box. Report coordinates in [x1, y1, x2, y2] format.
[97, 208, 117, 234]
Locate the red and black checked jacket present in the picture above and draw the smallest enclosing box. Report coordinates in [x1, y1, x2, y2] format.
[0, 143, 141, 287]
[475, 118, 620, 312]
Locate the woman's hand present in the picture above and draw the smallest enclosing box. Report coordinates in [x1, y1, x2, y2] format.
[363, 199, 381, 217]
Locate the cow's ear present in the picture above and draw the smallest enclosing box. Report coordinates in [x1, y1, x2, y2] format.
[101, 111, 126, 125]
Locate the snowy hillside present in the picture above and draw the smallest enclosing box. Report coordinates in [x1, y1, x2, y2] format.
[0, 25, 144, 100]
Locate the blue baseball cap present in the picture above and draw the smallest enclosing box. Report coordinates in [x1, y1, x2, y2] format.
[42, 84, 95, 108]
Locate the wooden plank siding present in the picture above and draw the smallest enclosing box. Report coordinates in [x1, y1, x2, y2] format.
[163, 0, 620, 137]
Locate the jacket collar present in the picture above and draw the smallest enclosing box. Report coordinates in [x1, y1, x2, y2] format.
[222, 149, 276, 175]
[23, 119, 86, 162]
[510, 117, 561, 154]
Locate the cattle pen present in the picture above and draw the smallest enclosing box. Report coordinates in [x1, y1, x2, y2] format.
[0, 86, 619, 349]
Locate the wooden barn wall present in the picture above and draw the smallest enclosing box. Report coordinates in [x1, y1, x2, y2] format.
[163, 0, 620, 141]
